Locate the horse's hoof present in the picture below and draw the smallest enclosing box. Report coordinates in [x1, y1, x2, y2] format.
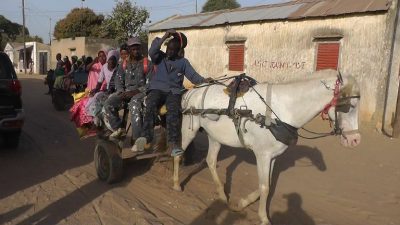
[259, 218, 271, 225]
[228, 201, 242, 212]
[218, 196, 228, 204]
[172, 185, 182, 192]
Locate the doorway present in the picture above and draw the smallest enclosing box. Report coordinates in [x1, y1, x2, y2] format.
[39, 52, 48, 75]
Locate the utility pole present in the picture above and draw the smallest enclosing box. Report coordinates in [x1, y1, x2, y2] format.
[22, 0, 27, 74]
[79, 0, 86, 37]
[49, 18, 52, 45]
[196, 0, 198, 13]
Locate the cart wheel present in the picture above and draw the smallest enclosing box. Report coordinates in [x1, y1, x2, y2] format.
[94, 140, 123, 184]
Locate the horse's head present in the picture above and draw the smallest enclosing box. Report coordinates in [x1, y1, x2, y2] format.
[327, 75, 361, 148]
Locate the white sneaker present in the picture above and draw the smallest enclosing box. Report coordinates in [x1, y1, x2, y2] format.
[131, 137, 147, 152]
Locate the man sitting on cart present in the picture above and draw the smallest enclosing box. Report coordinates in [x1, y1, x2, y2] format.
[102, 37, 149, 140]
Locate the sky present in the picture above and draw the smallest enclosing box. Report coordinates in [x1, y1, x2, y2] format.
[0, 0, 287, 44]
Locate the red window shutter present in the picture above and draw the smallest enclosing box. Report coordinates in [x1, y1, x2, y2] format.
[229, 44, 245, 71]
[316, 43, 340, 71]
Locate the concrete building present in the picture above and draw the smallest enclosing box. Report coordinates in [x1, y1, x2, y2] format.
[149, 0, 400, 136]
[50, 37, 118, 68]
[4, 41, 51, 75]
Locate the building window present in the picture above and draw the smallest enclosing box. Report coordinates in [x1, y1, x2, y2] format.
[316, 42, 340, 71]
[228, 42, 245, 71]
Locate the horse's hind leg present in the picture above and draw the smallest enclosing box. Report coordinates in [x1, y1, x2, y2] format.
[255, 153, 273, 225]
[172, 115, 200, 192]
[206, 136, 227, 202]
[181, 115, 199, 150]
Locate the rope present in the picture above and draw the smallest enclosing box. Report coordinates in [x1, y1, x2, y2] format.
[301, 127, 333, 135]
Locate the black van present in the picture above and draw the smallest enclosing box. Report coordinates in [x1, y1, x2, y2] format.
[0, 52, 24, 148]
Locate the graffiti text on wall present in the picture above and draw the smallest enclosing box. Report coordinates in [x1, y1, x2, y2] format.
[253, 60, 306, 70]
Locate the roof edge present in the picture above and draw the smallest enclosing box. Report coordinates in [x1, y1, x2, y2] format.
[149, 14, 181, 29]
[149, 10, 390, 32]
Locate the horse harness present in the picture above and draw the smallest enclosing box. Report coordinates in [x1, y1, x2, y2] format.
[182, 73, 360, 148]
[320, 72, 361, 137]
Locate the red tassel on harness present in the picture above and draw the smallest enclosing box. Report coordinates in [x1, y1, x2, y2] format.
[321, 79, 341, 120]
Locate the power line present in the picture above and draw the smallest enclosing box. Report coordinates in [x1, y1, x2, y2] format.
[146, 0, 193, 9]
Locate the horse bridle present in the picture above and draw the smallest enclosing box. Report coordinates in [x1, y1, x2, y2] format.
[322, 73, 361, 136]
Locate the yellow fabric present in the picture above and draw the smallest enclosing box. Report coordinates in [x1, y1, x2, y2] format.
[76, 127, 87, 138]
[76, 127, 96, 139]
[72, 91, 89, 102]
[159, 105, 167, 115]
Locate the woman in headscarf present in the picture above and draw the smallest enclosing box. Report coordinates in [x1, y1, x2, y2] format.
[70, 50, 110, 139]
[63, 56, 72, 75]
[86, 50, 107, 91]
[91, 49, 120, 94]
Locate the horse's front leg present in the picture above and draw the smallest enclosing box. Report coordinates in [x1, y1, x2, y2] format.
[229, 158, 276, 213]
[229, 189, 260, 212]
[206, 136, 227, 202]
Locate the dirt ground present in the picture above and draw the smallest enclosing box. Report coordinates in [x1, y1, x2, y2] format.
[0, 75, 399, 225]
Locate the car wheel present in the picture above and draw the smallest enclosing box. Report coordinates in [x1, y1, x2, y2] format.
[4, 131, 21, 148]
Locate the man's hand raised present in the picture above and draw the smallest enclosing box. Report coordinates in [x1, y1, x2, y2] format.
[163, 29, 176, 39]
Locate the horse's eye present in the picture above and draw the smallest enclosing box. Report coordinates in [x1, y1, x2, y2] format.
[336, 104, 351, 113]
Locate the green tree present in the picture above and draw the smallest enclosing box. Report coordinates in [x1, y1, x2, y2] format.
[53, 8, 105, 39]
[0, 15, 38, 50]
[15, 35, 43, 43]
[202, 0, 241, 12]
[0, 15, 27, 39]
[102, 0, 149, 44]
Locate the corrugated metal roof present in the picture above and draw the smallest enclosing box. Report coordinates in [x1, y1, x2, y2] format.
[149, 0, 392, 31]
[202, 3, 304, 26]
[290, 0, 391, 18]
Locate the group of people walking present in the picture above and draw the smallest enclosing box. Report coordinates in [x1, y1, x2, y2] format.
[66, 30, 212, 156]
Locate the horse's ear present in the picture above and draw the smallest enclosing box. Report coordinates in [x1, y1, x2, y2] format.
[338, 71, 344, 84]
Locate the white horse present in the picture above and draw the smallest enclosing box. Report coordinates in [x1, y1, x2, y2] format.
[172, 69, 361, 225]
